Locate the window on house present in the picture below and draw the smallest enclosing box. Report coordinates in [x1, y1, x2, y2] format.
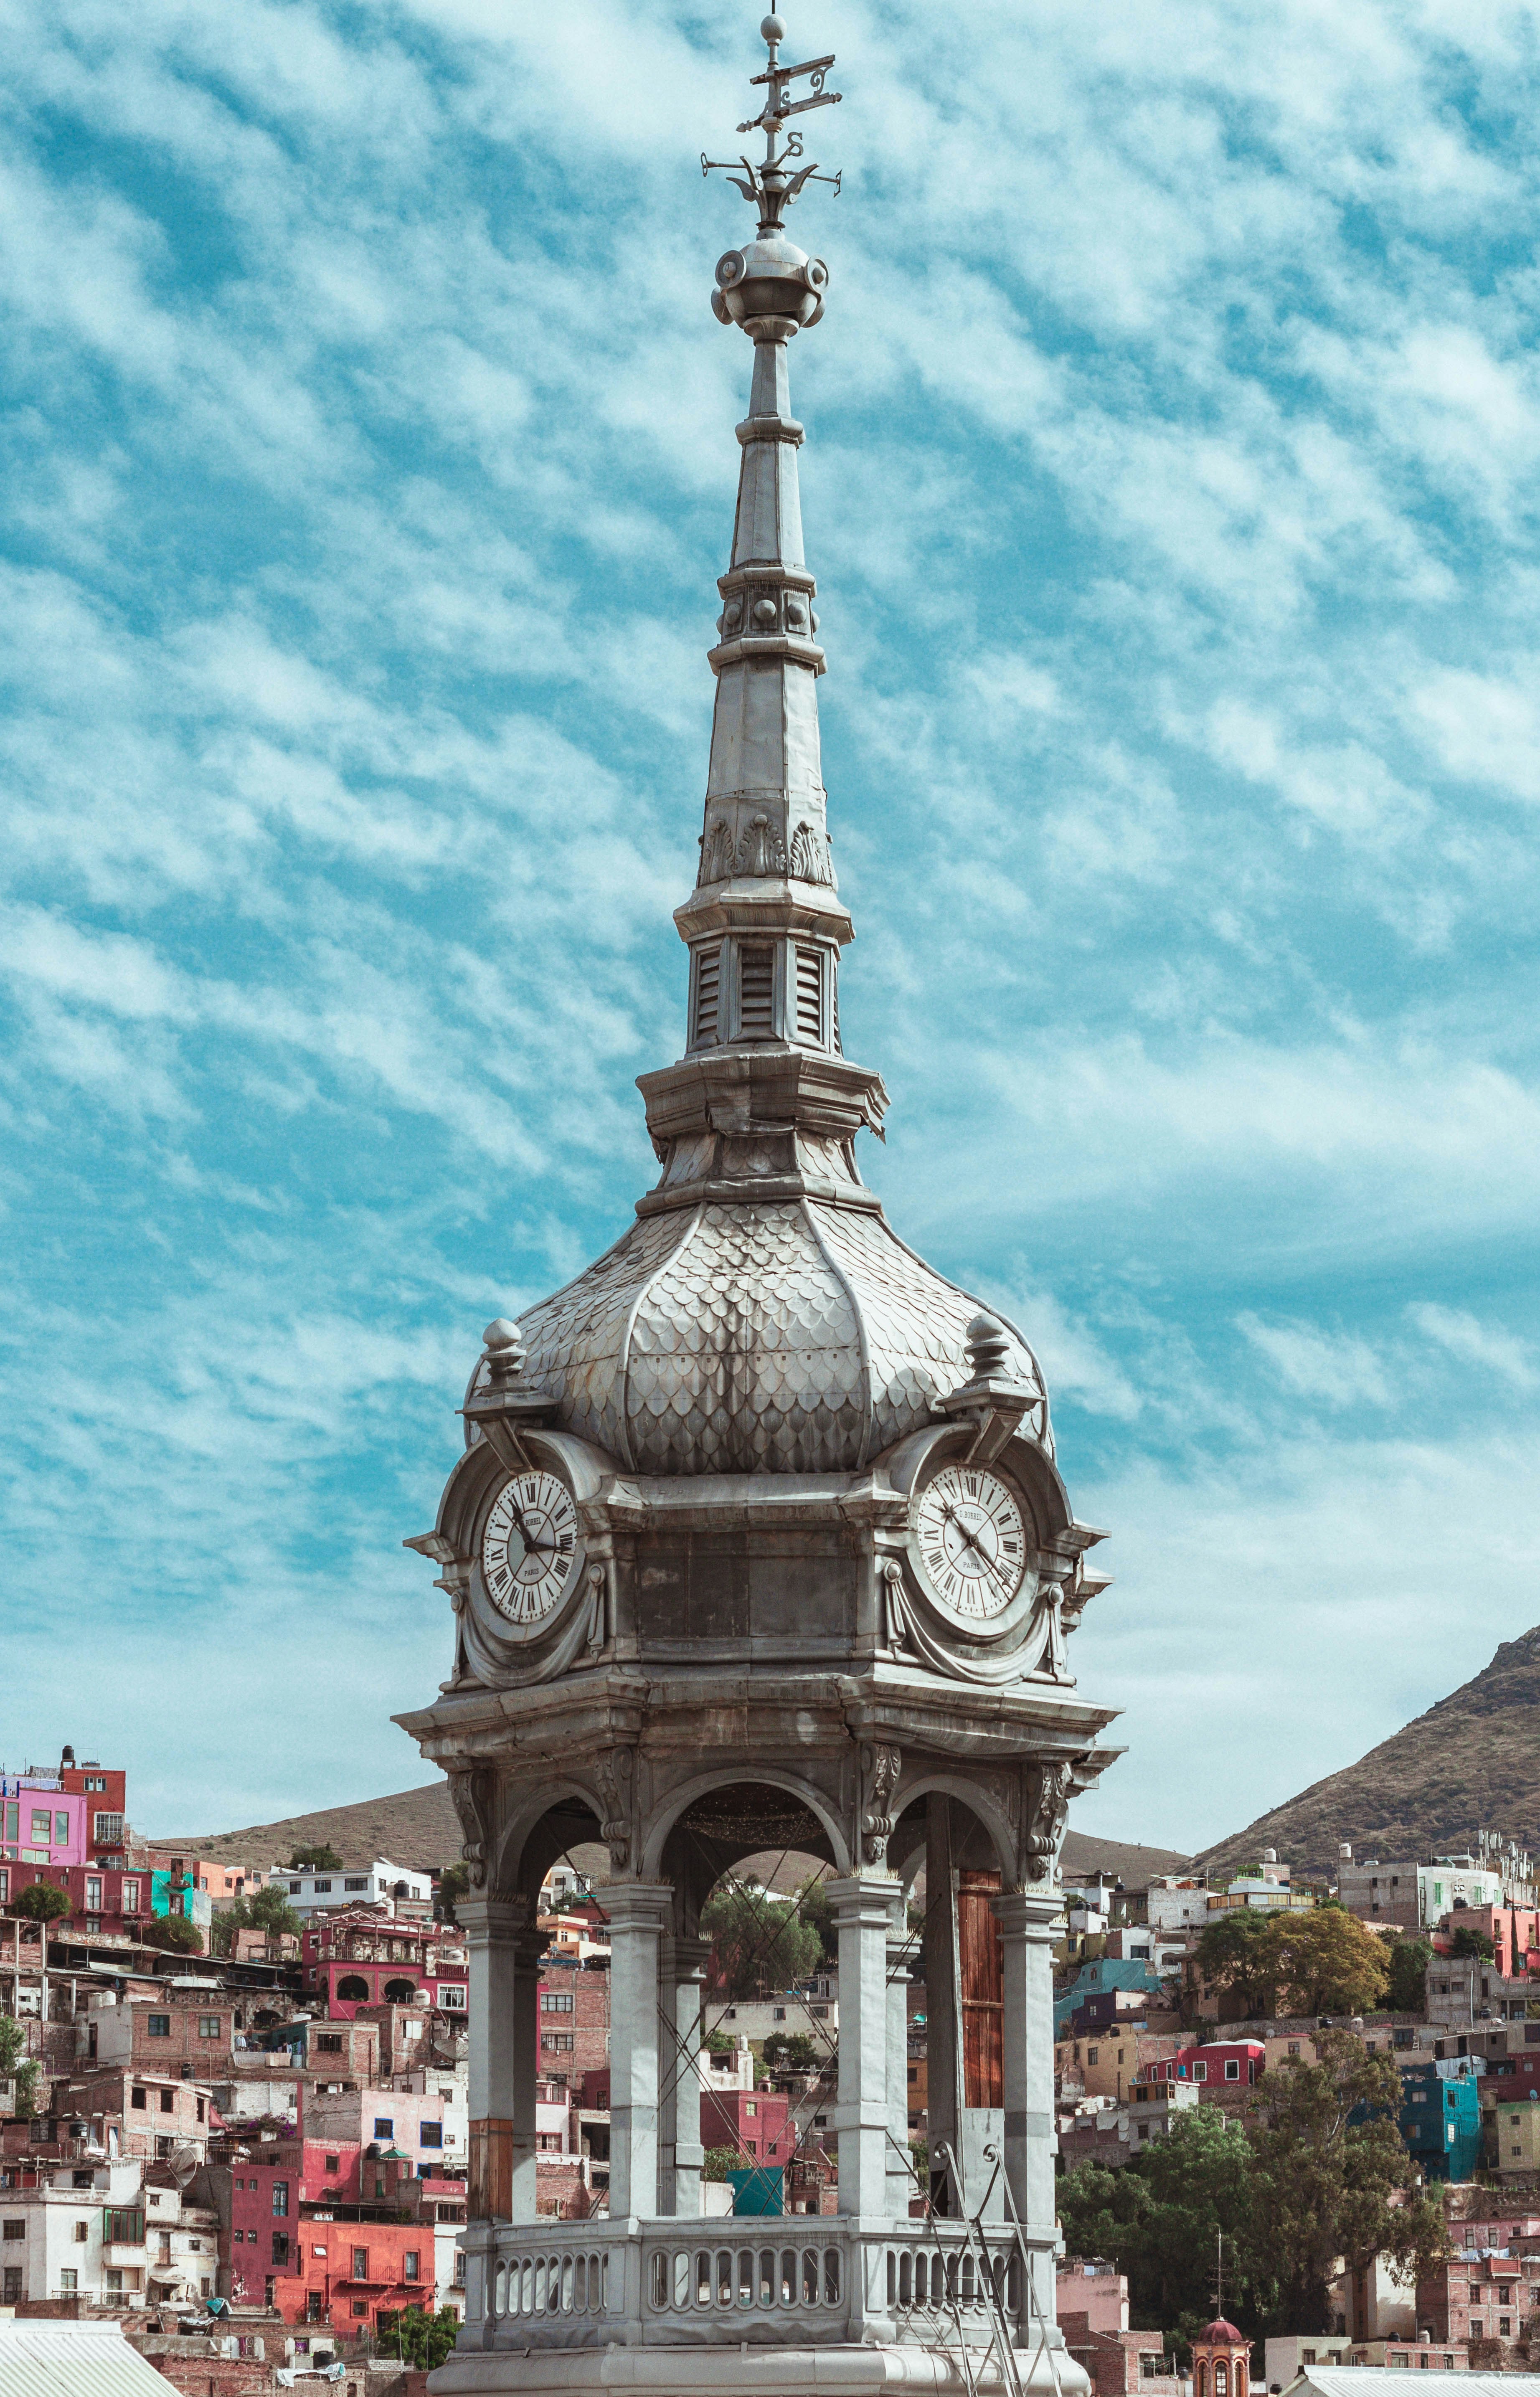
[373, 2118, 393, 2141]
[159, 2091, 174, 2113]
[74, 2222, 89, 2242]
[94, 1814, 123, 1845]
[131, 2089, 147, 2111]
[541, 1993, 574, 2014]
[86, 1878, 102, 1911]
[353, 2247, 368, 2280]
[147, 2014, 170, 2039]
[272, 2181, 290, 2217]
[1225, 2060, 1241, 2082]
[313, 1880, 332, 1893]
[440, 1984, 466, 2010]
[316, 2034, 343, 2053]
[271, 2232, 289, 2265]
[325, 2156, 340, 2175]
[542, 2033, 574, 2053]
[404, 2250, 420, 2281]
[198, 2016, 221, 2039]
[345, 1877, 368, 1891]
[1, 2221, 23, 2241]
[420, 2123, 442, 2148]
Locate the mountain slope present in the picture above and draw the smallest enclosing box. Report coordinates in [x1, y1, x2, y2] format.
[167, 1781, 1187, 1887]
[1201, 1626, 1540, 1878]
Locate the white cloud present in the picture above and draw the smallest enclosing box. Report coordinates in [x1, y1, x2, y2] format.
[1407, 1302, 1536, 1390]
[1237, 1313, 1391, 1408]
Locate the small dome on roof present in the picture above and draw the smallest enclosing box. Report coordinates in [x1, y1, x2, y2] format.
[1199, 2320, 1250, 2348]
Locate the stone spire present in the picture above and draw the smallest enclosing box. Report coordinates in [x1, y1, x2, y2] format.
[675, 12, 851, 1063]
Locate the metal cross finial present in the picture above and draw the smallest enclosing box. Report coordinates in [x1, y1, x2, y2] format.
[701, 12, 843, 238]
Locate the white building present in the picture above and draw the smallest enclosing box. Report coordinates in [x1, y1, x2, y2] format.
[0, 2321, 170, 2393]
[0, 2157, 217, 2311]
[266, 1858, 432, 1919]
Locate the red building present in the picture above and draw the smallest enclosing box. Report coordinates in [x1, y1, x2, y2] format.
[0, 1858, 151, 1937]
[1440, 1910, 1540, 1979]
[700, 2086, 791, 2165]
[300, 1910, 468, 2019]
[1134, 2041, 1263, 2098]
[537, 1963, 609, 2094]
[56, 1754, 127, 1863]
[216, 2139, 462, 2328]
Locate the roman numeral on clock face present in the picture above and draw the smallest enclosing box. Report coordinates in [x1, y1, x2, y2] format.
[911, 1463, 1028, 1621]
[481, 1471, 580, 1626]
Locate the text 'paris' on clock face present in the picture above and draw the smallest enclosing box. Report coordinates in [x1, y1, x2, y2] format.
[913, 1463, 1027, 1620]
[481, 1470, 578, 1625]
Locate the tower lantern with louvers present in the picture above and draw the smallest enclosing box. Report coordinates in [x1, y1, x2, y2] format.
[398, 19, 1121, 2394]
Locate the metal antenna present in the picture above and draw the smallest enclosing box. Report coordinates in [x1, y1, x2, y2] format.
[702, 11, 843, 236]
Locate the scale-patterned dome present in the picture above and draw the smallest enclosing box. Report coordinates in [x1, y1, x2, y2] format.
[490, 1197, 1045, 1476]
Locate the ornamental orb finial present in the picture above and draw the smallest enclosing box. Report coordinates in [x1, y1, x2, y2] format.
[761, 13, 787, 41]
[482, 1316, 527, 1386]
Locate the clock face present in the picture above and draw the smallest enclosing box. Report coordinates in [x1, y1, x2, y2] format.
[480, 1470, 579, 1626]
[912, 1464, 1028, 1622]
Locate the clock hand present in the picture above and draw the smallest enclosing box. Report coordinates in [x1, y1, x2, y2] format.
[940, 1505, 1017, 1593]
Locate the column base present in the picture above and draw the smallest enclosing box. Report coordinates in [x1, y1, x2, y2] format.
[430, 2345, 1092, 2397]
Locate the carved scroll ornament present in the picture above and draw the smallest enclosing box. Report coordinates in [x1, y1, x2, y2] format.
[447, 1765, 496, 1891]
[1024, 1760, 1075, 1884]
[860, 1742, 902, 1867]
[596, 1748, 636, 1874]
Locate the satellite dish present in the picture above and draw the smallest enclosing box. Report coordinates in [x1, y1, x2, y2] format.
[168, 2143, 200, 2185]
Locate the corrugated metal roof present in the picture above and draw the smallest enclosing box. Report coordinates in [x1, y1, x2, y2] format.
[0, 2321, 171, 2394]
[1298, 2373, 1540, 2397]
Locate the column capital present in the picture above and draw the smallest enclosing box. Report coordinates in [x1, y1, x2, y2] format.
[993, 1888, 1065, 1938]
[455, 1895, 535, 1947]
[824, 1874, 903, 1930]
[662, 1932, 713, 1980]
[603, 1881, 675, 1935]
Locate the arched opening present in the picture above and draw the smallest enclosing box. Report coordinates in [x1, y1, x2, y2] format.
[383, 1977, 417, 2004]
[336, 1974, 368, 2002]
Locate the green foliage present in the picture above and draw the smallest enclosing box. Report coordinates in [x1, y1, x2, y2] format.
[702, 2028, 736, 2057]
[1386, 1937, 1433, 2013]
[762, 2032, 820, 2072]
[438, 1862, 469, 1923]
[1261, 1907, 1389, 2017]
[703, 2146, 742, 2182]
[1192, 1910, 1276, 2019]
[701, 1883, 823, 2000]
[1059, 2103, 1259, 2340]
[286, 1843, 343, 1869]
[376, 2304, 461, 2368]
[0, 2016, 38, 2121]
[210, 1887, 301, 1955]
[1447, 1925, 1495, 1960]
[1246, 2029, 1447, 2332]
[794, 1875, 838, 1965]
[13, 1882, 71, 1925]
[139, 1914, 204, 1953]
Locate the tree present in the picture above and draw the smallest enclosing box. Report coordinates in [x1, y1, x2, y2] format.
[1059, 2103, 1259, 2346]
[286, 1843, 343, 1870]
[700, 1884, 823, 1999]
[1447, 1925, 1495, 1961]
[13, 1882, 71, 1927]
[762, 2032, 820, 2072]
[140, 1915, 204, 1954]
[1385, 1937, 1433, 2013]
[437, 1862, 469, 1924]
[1258, 1907, 1390, 2017]
[210, 1887, 302, 1956]
[0, 2015, 39, 2121]
[1192, 1910, 1277, 2019]
[703, 2146, 742, 2181]
[794, 1875, 838, 1965]
[1246, 2028, 1446, 2331]
[376, 2304, 461, 2369]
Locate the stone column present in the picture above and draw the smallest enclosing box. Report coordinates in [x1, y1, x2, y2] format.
[658, 1932, 710, 2218]
[995, 1887, 1063, 2330]
[459, 1896, 540, 2228]
[606, 1883, 674, 2222]
[887, 1923, 914, 2216]
[826, 1875, 902, 2220]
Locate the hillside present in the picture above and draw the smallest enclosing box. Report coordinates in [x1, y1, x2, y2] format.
[1201, 1626, 1540, 1879]
[168, 1781, 1187, 1889]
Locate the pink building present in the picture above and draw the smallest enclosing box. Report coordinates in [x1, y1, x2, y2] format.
[0, 1775, 87, 1870]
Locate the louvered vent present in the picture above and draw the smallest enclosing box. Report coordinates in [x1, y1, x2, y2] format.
[794, 945, 824, 1045]
[831, 963, 842, 1054]
[738, 945, 775, 1039]
[693, 945, 721, 1047]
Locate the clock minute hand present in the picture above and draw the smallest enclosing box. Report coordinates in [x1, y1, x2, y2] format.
[941, 1504, 1015, 1591]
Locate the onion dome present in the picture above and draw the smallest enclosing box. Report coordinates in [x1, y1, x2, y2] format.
[1198, 2322, 1251, 2349]
[472, 1198, 1046, 1476]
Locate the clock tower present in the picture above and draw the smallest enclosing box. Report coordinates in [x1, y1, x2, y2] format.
[398, 16, 1121, 2392]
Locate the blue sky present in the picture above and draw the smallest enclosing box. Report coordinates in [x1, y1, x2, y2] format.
[4, 0, 1539, 1853]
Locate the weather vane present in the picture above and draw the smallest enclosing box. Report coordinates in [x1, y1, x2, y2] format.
[702, 10, 842, 236]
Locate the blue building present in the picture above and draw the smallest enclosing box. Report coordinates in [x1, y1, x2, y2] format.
[1053, 1957, 1166, 2038]
[1397, 2058, 1483, 2181]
